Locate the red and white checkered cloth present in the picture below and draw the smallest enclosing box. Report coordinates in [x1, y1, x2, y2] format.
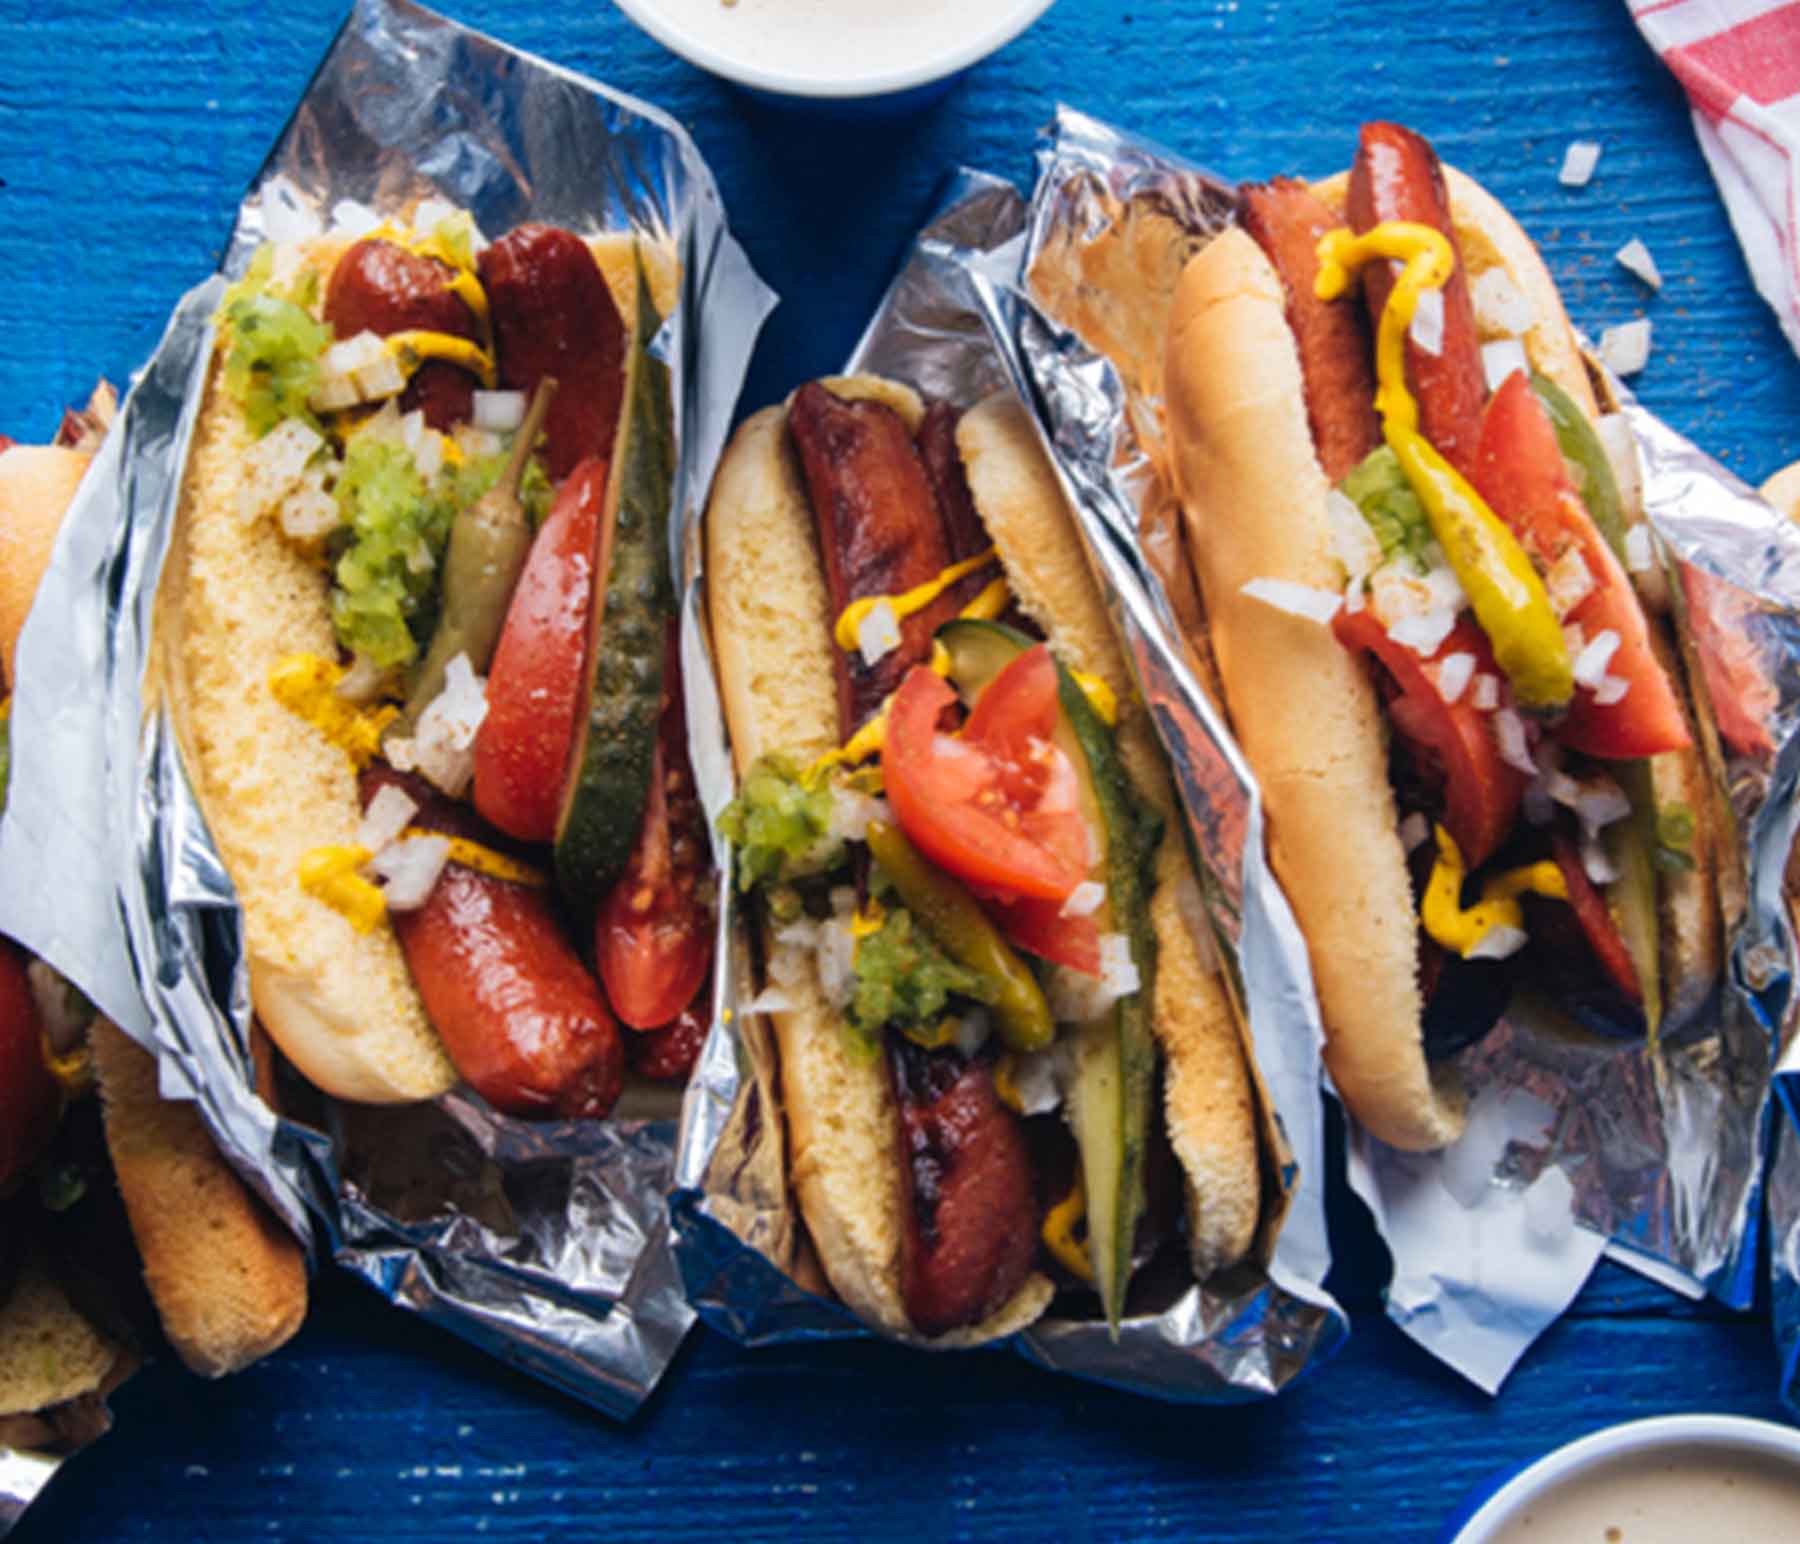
[1631, 0, 1800, 355]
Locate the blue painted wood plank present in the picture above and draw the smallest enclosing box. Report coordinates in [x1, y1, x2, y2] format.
[2, 0, 1796, 1538]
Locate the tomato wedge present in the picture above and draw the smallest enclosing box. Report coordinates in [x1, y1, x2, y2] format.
[473, 456, 608, 843]
[883, 653, 1087, 904]
[0, 943, 58, 1190]
[1679, 565, 1777, 759]
[1548, 830, 1641, 1004]
[1470, 372, 1690, 760]
[1334, 608, 1525, 868]
[595, 628, 713, 1030]
[980, 893, 1102, 976]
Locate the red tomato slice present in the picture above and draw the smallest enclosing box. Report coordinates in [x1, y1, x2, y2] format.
[981, 893, 1103, 976]
[1549, 830, 1641, 1004]
[1679, 565, 1778, 759]
[0, 943, 58, 1190]
[1470, 372, 1691, 760]
[883, 654, 1087, 904]
[595, 629, 713, 1030]
[1334, 608, 1526, 868]
[473, 456, 609, 843]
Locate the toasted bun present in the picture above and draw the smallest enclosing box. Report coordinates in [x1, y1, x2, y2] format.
[705, 390, 1055, 1343]
[156, 358, 454, 1104]
[0, 1252, 124, 1419]
[0, 443, 89, 688]
[89, 1019, 308, 1377]
[956, 393, 1260, 1273]
[1164, 227, 1465, 1151]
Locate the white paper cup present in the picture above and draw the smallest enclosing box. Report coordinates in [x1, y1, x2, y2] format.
[1446, 1414, 1800, 1542]
[611, 0, 1056, 110]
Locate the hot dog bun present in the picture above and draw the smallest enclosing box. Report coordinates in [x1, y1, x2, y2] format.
[155, 224, 671, 1107]
[706, 378, 1260, 1338]
[1165, 161, 1723, 1150]
[0, 444, 92, 689]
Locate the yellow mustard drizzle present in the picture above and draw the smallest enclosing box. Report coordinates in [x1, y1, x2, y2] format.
[992, 1052, 1025, 1114]
[832, 548, 998, 652]
[958, 577, 1010, 622]
[299, 845, 386, 934]
[41, 1037, 93, 1100]
[384, 330, 498, 389]
[1420, 823, 1568, 957]
[404, 829, 547, 888]
[803, 647, 958, 779]
[850, 895, 888, 940]
[1314, 224, 1573, 710]
[268, 654, 398, 770]
[1042, 1177, 1095, 1283]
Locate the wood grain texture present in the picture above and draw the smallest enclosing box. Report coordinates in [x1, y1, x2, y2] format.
[2, 0, 1797, 1536]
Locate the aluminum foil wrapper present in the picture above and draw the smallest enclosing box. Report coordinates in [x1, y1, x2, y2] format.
[670, 168, 1347, 1401]
[1007, 106, 1800, 1396]
[0, 0, 772, 1517]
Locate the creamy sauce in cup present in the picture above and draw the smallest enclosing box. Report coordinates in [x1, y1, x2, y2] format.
[1487, 1445, 1800, 1542]
[645, 0, 1023, 88]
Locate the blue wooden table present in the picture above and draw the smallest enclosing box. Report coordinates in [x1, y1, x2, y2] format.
[4, 1, 1798, 1538]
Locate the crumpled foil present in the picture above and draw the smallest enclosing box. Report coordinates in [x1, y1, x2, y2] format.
[1005, 106, 1800, 1396]
[669, 168, 1348, 1401]
[0, 0, 773, 1521]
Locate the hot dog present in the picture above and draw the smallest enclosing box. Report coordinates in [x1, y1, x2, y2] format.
[705, 377, 1262, 1341]
[153, 200, 711, 1116]
[3, 398, 305, 1439]
[1162, 123, 1728, 1151]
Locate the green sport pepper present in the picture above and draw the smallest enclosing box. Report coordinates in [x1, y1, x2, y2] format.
[864, 819, 1055, 1054]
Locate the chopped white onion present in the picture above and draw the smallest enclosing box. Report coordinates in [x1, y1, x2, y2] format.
[1593, 673, 1632, 706]
[1544, 546, 1595, 618]
[411, 197, 457, 237]
[1436, 651, 1477, 703]
[773, 917, 820, 951]
[1387, 608, 1458, 657]
[238, 417, 324, 525]
[1580, 833, 1620, 886]
[259, 176, 323, 244]
[1471, 267, 1536, 336]
[1410, 287, 1445, 356]
[1399, 812, 1431, 853]
[815, 913, 857, 1010]
[951, 1009, 993, 1059]
[743, 986, 798, 1016]
[335, 652, 389, 704]
[278, 468, 341, 543]
[312, 330, 407, 410]
[386, 654, 487, 796]
[1615, 238, 1663, 291]
[356, 784, 419, 854]
[1060, 880, 1106, 919]
[765, 941, 812, 990]
[330, 198, 382, 236]
[367, 834, 450, 911]
[1344, 575, 1366, 614]
[1624, 523, 1655, 574]
[473, 390, 527, 433]
[1573, 778, 1632, 838]
[1561, 621, 1587, 659]
[1599, 318, 1653, 377]
[1328, 488, 1382, 582]
[1006, 1046, 1067, 1117]
[1421, 557, 1468, 614]
[1558, 140, 1601, 187]
[455, 424, 504, 461]
[1240, 577, 1342, 625]
[1492, 708, 1538, 776]
[1481, 338, 1530, 393]
[825, 787, 890, 848]
[856, 600, 903, 667]
[1572, 629, 1622, 688]
[1471, 673, 1500, 711]
[1468, 924, 1528, 961]
[1047, 933, 1140, 1022]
